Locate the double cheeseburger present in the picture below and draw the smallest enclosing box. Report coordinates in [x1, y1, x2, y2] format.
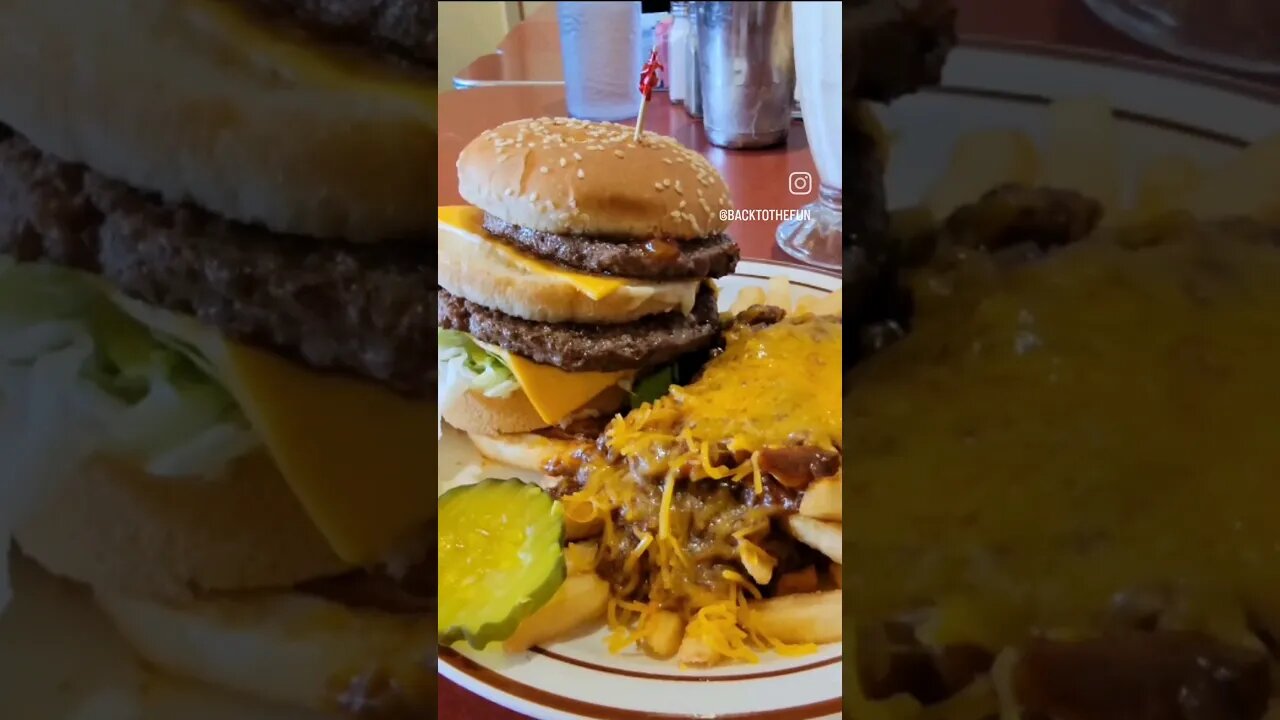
[0, 0, 438, 715]
[438, 118, 739, 467]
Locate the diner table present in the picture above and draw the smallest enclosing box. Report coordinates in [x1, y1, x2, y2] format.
[440, 1, 1280, 717]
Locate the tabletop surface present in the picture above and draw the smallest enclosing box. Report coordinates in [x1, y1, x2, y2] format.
[455, 0, 1280, 89]
[441, 1, 1278, 717]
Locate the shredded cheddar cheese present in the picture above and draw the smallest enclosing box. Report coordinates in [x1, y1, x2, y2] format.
[558, 316, 840, 665]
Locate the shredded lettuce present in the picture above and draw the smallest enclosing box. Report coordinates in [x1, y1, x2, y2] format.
[437, 329, 519, 436]
[0, 259, 258, 609]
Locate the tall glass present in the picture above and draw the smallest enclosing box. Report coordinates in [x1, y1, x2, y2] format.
[558, 2, 644, 121]
[1083, 0, 1280, 75]
[775, 1, 842, 270]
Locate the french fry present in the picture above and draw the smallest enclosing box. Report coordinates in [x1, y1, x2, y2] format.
[746, 590, 842, 644]
[1188, 132, 1280, 225]
[765, 276, 792, 309]
[1043, 97, 1122, 215]
[785, 515, 843, 564]
[676, 633, 719, 666]
[739, 542, 776, 586]
[799, 476, 842, 521]
[1134, 154, 1204, 219]
[640, 610, 684, 660]
[808, 289, 843, 318]
[565, 517, 603, 541]
[503, 574, 609, 653]
[564, 541, 598, 575]
[728, 286, 766, 314]
[925, 129, 1039, 222]
[776, 566, 819, 596]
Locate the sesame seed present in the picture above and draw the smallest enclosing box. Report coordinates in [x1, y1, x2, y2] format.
[529, 191, 539, 201]
[540, 166, 550, 174]
[577, 168, 585, 179]
[679, 200, 687, 208]
[662, 158, 673, 165]
[674, 181, 684, 195]
[662, 179, 672, 187]
[613, 150, 625, 159]
[504, 188, 514, 197]
[573, 152, 583, 161]
[654, 182, 664, 191]
[559, 158, 567, 167]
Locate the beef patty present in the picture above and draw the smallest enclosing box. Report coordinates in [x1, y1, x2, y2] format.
[0, 128, 435, 395]
[247, 0, 438, 68]
[481, 213, 740, 280]
[437, 285, 721, 372]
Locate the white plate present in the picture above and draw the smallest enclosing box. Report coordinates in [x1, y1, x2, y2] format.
[437, 260, 844, 720]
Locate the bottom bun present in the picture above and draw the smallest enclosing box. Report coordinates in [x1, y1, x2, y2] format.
[467, 431, 588, 473]
[441, 388, 549, 435]
[97, 590, 434, 716]
[15, 454, 349, 602]
[442, 385, 629, 437]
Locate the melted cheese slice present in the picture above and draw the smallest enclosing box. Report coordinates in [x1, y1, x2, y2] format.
[474, 339, 631, 425]
[439, 206, 624, 300]
[111, 294, 435, 565]
[183, 0, 437, 109]
[222, 344, 437, 565]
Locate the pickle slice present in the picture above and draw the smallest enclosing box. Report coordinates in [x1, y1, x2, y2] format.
[438, 478, 566, 649]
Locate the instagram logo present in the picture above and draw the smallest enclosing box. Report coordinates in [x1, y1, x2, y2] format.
[788, 172, 812, 196]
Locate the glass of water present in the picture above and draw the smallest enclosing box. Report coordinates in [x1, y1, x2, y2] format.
[1083, 0, 1280, 75]
[558, 2, 644, 121]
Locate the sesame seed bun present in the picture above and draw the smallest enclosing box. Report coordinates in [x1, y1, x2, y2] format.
[457, 118, 733, 241]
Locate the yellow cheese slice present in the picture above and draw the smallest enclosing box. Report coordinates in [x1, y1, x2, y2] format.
[221, 343, 437, 565]
[185, 0, 437, 112]
[438, 206, 626, 301]
[109, 290, 435, 566]
[475, 339, 632, 425]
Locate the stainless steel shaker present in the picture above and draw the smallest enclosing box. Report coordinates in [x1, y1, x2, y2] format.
[695, 1, 795, 148]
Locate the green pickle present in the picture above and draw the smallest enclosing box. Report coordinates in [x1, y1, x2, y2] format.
[438, 478, 566, 649]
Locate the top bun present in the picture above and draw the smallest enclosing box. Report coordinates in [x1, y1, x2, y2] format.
[457, 118, 733, 241]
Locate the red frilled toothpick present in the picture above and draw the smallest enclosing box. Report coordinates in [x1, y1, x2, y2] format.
[634, 47, 663, 142]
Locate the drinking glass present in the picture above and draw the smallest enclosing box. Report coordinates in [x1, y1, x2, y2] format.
[775, 1, 842, 270]
[558, 2, 644, 121]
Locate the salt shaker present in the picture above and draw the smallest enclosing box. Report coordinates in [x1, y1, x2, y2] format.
[668, 2, 690, 105]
